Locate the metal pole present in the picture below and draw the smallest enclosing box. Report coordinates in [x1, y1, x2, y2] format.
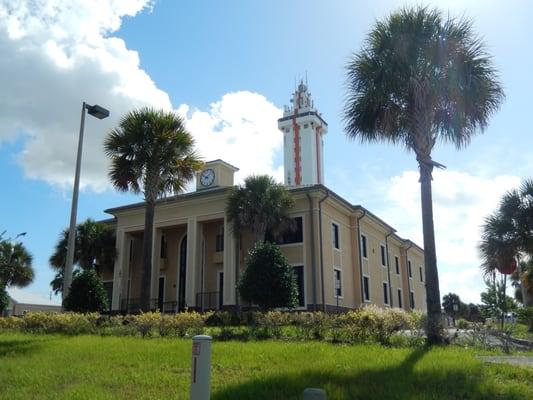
[63, 102, 87, 302]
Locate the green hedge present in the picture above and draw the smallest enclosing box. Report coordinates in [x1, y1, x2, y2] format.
[0, 306, 425, 345]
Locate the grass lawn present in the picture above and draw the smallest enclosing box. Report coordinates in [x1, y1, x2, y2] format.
[1, 333, 533, 399]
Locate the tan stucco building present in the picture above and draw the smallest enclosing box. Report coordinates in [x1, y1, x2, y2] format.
[101, 83, 426, 313]
[102, 159, 426, 313]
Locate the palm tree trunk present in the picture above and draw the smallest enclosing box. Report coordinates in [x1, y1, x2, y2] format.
[419, 162, 443, 344]
[140, 201, 155, 312]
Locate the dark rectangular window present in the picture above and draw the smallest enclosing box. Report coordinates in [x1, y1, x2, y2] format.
[419, 266, 424, 282]
[410, 291, 415, 309]
[332, 223, 340, 249]
[380, 245, 386, 266]
[293, 266, 305, 307]
[334, 269, 342, 297]
[395, 256, 400, 274]
[383, 282, 389, 305]
[361, 234, 368, 258]
[408, 260, 412, 278]
[160, 235, 167, 259]
[215, 230, 224, 252]
[363, 276, 370, 301]
[266, 217, 303, 245]
[397, 289, 403, 309]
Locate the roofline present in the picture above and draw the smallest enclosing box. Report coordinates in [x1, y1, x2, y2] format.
[104, 186, 231, 215]
[206, 159, 239, 172]
[104, 182, 423, 251]
[278, 110, 328, 127]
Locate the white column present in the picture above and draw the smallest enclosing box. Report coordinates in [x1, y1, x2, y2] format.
[111, 228, 126, 311]
[186, 217, 198, 307]
[150, 228, 162, 304]
[222, 217, 236, 306]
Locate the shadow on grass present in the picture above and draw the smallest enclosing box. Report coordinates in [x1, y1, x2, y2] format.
[212, 347, 522, 400]
[0, 338, 45, 358]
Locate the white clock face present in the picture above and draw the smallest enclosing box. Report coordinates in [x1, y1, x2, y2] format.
[200, 168, 215, 187]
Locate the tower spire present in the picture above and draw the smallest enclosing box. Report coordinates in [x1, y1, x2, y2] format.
[278, 79, 328, 187]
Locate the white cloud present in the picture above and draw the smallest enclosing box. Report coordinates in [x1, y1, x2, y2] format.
[178, 92, 284, 184]
[374, 169, 520, 303]
[0, 1, 284, 192]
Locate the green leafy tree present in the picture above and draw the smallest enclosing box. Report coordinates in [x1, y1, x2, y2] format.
[480, 278, 516, 324]
[343, 6, 504, 344]
[105, 108, 202, 311]
[465, 303, 483, 323]
[226, 175, 295, 245]
[49, 219, 116, 294]
[63, 269, 109, 312]
[442, 293, 466, 324]
[238, 242, 298, 310]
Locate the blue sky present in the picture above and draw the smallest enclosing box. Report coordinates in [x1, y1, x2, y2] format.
[1, 0, 532, 304]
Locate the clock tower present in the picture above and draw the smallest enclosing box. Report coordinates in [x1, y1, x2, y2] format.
[278, 81, 327, 186]
[196, 159, 239, 191]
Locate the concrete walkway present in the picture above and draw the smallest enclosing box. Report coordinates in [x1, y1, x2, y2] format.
[478, 356, 533, 367]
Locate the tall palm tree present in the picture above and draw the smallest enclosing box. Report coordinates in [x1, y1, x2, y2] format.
[344, 6, 504, 344]
[105, 108, 202, 311]
[479, 180, 533, 306]
[49, 218, 116, 294]
[226, 175, 295, 245]
[0, 240, 34, 289]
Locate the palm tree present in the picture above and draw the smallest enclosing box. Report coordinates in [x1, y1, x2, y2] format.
[343, 6, 504, 344]
[226, 175, 295, 245]
[105, 108, 202, 311]
[479, 180, 533, 306]
[0, 240, 34, 289]
[49, 219, 116, 294]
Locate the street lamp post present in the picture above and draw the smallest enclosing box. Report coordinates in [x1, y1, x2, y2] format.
[62, 102, 109, 302]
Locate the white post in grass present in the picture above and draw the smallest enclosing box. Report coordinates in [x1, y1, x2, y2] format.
[190, 335, 212, 400]
[303, 388, 327, 400]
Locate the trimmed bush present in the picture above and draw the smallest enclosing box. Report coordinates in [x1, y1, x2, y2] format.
[238, 242, 298, 310]
[0, 306, 424, 346]
[63, 269, 108, 312]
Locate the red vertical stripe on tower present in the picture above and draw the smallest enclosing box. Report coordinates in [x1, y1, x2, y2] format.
[292, 91, 302, 186]
[292, 116, 301, 186]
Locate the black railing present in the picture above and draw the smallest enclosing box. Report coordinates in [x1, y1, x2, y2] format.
[196, 291, 221, 311]
[119, 298, 177, 314]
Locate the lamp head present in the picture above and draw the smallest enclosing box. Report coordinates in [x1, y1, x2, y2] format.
[86, 104, 110, 119]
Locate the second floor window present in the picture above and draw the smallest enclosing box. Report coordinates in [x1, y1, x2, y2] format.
[215, 229, 224, 252]
[265, 217, 303, 245]
[160, 235, 167, 259]
[380, 245, 386, 266]
[395, 256, 400, 274]
[332, 223, 340, 249]
[360, 234, 368, 259]
[408, 260, 412, 278]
